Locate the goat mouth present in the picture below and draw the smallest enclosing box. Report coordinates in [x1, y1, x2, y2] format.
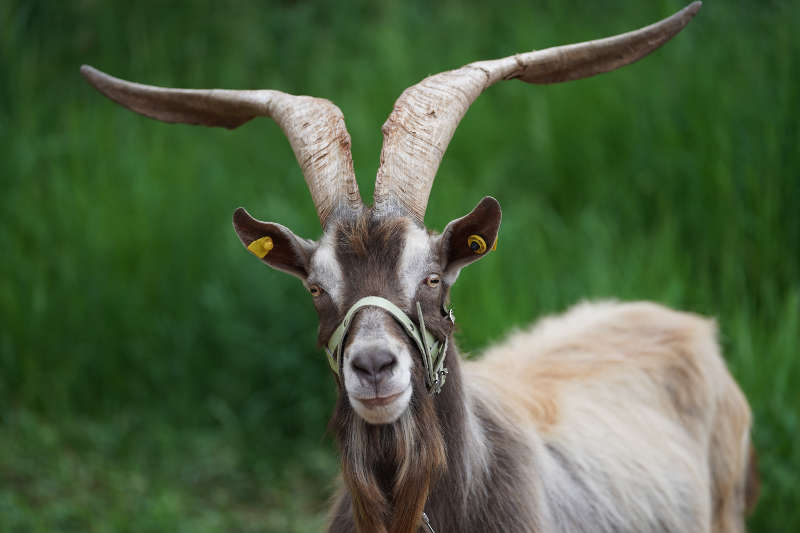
[355, 390, 406, 408]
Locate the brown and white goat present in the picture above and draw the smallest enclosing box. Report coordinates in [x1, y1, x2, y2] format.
[82, 2, 758, 531]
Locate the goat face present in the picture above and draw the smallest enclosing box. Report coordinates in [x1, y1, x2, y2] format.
[232, 197, 501, 424]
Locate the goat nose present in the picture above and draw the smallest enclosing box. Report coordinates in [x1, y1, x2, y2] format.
[350, 350, 397, 384]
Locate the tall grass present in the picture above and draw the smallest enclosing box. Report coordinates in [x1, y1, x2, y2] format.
[1, 1, 798, 530]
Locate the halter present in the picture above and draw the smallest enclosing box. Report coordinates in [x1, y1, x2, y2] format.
[324, 296, 451, 394]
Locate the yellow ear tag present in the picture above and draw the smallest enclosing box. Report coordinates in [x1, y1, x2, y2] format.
[491, 237, 498, 252]
[467, 234, 487, 255]
[247, 236, 274, 259]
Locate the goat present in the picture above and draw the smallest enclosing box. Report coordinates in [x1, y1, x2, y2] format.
[82, 2, 758, 532]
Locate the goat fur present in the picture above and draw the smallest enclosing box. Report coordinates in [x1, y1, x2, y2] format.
[327, 300, 756, 533]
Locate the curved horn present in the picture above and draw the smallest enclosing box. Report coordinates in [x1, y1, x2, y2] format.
[373, 1, 702, 223]
[80, 65, 362, 227]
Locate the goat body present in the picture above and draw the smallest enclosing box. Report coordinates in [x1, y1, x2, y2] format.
[328, 301, 756, 533]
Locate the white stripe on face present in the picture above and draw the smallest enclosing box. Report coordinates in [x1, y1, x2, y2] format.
[397, 223, 433, 305]
[308, 231, 344, 308]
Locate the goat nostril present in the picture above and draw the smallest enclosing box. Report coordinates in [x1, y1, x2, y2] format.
[350, 350, 397, 381]
[378, 358, 397, 374]
[372, 350, 397, 378]
[351, 356, 372, 376]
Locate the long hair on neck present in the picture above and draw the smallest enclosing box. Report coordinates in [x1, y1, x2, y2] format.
[330, 369, 447, 533]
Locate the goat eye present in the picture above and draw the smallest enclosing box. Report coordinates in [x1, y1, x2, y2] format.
[309, 284, 324, 297]
[424, 274, 441, 288]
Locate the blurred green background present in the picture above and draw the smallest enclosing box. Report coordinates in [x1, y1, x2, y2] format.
[1, 0, 798, 531]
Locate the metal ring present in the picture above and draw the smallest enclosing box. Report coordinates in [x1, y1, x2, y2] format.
[467, 234, 487, 254]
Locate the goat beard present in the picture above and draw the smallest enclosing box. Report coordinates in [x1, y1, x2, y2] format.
[331, 380, 447, 533]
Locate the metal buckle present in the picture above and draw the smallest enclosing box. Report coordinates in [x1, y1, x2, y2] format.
[432, 367, 449, 395]
[422, 512, 436, 533]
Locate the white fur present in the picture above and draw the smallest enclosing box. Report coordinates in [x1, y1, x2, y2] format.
[309, 231, 344, 308]
[462, 300, 753, 532]
[397, 224, 433, 305]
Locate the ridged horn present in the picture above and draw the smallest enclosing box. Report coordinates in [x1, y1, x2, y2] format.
[373, 1, 702, 223]
[80, 65, 363, 228]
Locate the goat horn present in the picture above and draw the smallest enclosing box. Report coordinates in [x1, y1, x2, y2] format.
[80, 65, 363, 228]
[373, 1, 702, 223]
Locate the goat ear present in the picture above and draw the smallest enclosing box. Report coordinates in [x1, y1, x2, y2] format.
[233, 207, 315, 280]
[438, 196, 501, 282]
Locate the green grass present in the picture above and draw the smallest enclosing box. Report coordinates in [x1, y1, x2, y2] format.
[1, 0, 798, 531]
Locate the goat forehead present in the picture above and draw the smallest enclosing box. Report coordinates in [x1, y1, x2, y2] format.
[331, 216, 434, 300]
